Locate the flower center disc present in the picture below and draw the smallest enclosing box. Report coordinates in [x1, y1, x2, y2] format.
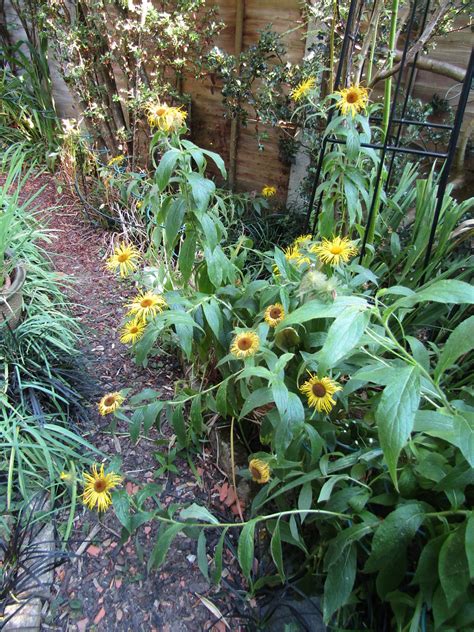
[140, 299, 153, 307]
[103, 396, 116, 406]
[130, 327, 138, 334]
[346, 91, 358, 103]
[312, 383, 327, 397]
[117, 253, 129, 262]
[238, 337, 252, 350]
[250, 467, 261, 480]
[330, 245, 343, 254]
[270, 308, 282, 319]
[94, 479, 107, 492]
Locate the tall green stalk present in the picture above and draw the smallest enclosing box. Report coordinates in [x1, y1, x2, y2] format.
[364, 0, 400, 259]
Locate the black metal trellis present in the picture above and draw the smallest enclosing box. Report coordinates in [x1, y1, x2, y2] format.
[305, 0, 474, 279]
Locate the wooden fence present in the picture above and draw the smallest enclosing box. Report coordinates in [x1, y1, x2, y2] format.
[4, 1, 473, 201]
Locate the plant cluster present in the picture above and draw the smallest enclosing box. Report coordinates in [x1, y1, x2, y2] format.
[85, 102, 474, 630]
[0, 150, 96, 509]
[41, 0, 222, 156]
[0, 41, 62, 167]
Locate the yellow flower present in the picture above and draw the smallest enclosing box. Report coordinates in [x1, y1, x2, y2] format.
[230, 331, 260, 359]
[249, 459, 271, 484]
[105, 242, 140, 278]
[60, 471, 73, 482]
[299, 374, 342, 413]
[291, 77, 316, 101]
[335, 84, 369, 117]
[147, 102, 186, 132]
[262, 185, 276, 198]
[293, 234, 313, 247]
[127, 291, 167, 321]
[107, 154, 125, 167]
[311, 236, 358, 266]
[98, 392, 124, 416]
[82, 463, 123, 512]
[264, 303, 285, 327]
[285, 245, 310, 266]
[120, 318, 146, 344]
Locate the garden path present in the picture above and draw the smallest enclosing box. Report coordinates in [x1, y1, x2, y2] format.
[24, 174, 240, 632]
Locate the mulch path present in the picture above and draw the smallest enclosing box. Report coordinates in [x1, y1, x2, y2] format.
[18, 174, 247, 632]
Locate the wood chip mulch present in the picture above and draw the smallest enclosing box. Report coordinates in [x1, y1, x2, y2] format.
[17, 173, 247, 632]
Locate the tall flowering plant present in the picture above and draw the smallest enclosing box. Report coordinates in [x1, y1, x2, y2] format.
[103, 122, 474, 630]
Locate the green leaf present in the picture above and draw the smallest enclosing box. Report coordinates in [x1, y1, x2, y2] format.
[318, 306, 370, 369]
[365, 502, 426, 573]
[216, 380, 228, 417]
[178, 231, 196, 282]
[415, 410, 474, 467]
[323, 543, 357, 623]
[211, 527, 228, 585]
[190, 395, 204, 434]
[203, 300, 223, 343]
[112, 489, 131, 532]
[170, 404, 188, 447]
[129, 409, 143, 444]
[434, 315, 474, 381]
[238, 520, 256, 580]
[239, 387, 273, 419]
[270, 522, 285, 581]
[465, 514, 474, 580]
[180, 503, 219, 524]
[375, 365, 420, 486]
[201, 148, 227, 177]
[317, 475, 349, 503]
[276, 296, 367, 332]
[412, 534, 446, 602]
[198, 213, 218, 250]
[155, 148, 180, 191]
[148, 523, 182, 570]
[438, 524, 470, 606]
[186, 172, 215, 211]
[395, 280, 474, 310]
[298, 482, 312, 523]
[197, 530, 209, 580]
[165, 199, 186, 253]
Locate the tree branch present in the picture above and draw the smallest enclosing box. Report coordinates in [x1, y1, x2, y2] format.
[369, 0, 452, 87]
[370, 50, 466, 85]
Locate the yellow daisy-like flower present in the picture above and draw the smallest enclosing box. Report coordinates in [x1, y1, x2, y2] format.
[249, 458, 271, 484]
[147, 102, 186, 132]
[335, 84, 369, 117]
[82, 463, 123, 512]
[97, 392, 124, 416]
[60, 471, 73, 482]
[105, 242, 140, 278]
[311, 236, 358, 266]
[120, 318, 146, 345]
[230, 331, 260, 359]
[127, 291, 167, 321]
[285, 245, 310, 266]
[107, 154, 125, 167]
[293, 234, 313, 247]
[291, 77, 316, 102]
[262, 185, 277, 198]
[299, 374, 342, 413]
[264, 303, 286, 327]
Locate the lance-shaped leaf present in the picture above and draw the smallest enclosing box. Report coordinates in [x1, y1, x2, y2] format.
[375, 365, 420, 486]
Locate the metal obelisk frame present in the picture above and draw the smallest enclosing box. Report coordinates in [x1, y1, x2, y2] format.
[305, 0, 473, 280]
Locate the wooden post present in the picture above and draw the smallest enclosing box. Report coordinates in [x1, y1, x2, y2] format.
[228, 0, 245, 191]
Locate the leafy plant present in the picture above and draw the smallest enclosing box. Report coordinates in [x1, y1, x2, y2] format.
[96, 121, 474, 631]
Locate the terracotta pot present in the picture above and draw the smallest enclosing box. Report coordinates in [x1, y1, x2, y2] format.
[0, 261, 26, 330]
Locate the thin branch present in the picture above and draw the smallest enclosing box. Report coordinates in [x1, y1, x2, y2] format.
[370, 0, 451, 87]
